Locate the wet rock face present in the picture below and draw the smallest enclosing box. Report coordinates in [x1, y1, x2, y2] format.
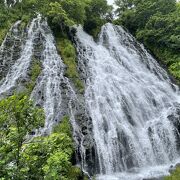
[74, 109, 98, 175]
[167, 104, 180, 149]
[5, 0, 19, 6]
[0, 19, 45, 97]
[0, 21, 24, 81]
[67, 28, 98, 175]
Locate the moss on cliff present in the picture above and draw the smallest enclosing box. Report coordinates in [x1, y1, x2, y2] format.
[25, 58, 42, 94]
[56, 34, 84, 94]
[164, 166, 180, 180]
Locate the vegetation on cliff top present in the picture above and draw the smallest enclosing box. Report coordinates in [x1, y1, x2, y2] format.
[115, 0, 180, 84]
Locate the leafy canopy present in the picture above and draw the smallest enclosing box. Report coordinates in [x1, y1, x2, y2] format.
[115, 0, 180, 83]
[0, 95, 81, 179]
[0, 94, 44, 179]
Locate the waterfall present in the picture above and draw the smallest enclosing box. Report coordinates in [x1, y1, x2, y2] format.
[0, 16, 42, 95]
[30, 20, 91, 175]
[30, 19, 66, 132]
[4, 0, 21, 6]
[75, 24, 180, 179]
[0, 20, 22, 81]
[1, 15, 180, 179]
[0, 17, 87, 172]
[29, 19, 90, 176]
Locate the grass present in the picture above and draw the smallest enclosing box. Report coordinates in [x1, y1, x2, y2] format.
[169, 61, 180, 81]
[0, 25, 11, 45]
[56, 35, 84, 94]
[25, 58, 42, 94]
[53, 116, 72, 137]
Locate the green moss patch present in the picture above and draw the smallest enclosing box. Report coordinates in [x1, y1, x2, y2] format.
[53, 116, 72, 137]
[164, 167, 180, 180]
[56, 35, 84, 94]
[26, 58, 42, 94]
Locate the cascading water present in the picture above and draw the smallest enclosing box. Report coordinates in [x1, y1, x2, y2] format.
[0, 20, 22, 80]
[30, 19, 66, 132]
[0, 17, 87, 172]
[4, 0, 21, 7]
[0, 16, 42, 95]
[30, 20, 91, 175]
[1, 14, 180, 179]
[75, 24, 180, 179]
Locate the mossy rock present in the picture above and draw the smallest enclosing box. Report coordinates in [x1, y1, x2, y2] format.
[164, 166, 180, 180]
[53, 116, 72, 137]
[25, 58, 42, 94]
[56, 34, 84, 94]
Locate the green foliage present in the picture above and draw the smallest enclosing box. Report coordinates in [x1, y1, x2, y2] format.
[20, 117, 81, 180]
[45, 0, 87, 31]
[46, 0, 111, 35]
[30, 60, 42, 82]
[53, 116, 72, 137]
[43, 151, 71, 180]
[169, 62, 180, 80]
[0, 28, 9, 45]
[0, 0, 111, 44]
[25, 58, 42, 94]
[115, 0, 180, 83]
[164, 167, 180, 180]
[0, 2, 31, 45]
[47, 2, 74, 28]
[115, 0, 176, 32]
[84, 0, 112, 38]
[21, 132, 74, 180]
[0, 6, 15, 44]
[60, 0, 87, 25]
[0, 96, 81, 179]
[56, 35, 84, 93]
[0, 95, 44, 179]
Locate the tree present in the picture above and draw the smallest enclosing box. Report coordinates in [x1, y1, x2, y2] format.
[60, 0, 87, 25]
[21, 132, 73, 179]
[115, 0, 176, 33]
[84, 0, 112, 37]
[0, 104, 81, 180]
[46, 0, 88, 31]
[47, 2, 73, 31]
[115, 0, 180, 83]
[0, 95, 44, 179]
[19, 117, 81, 180]
[115, 0, 134, 14]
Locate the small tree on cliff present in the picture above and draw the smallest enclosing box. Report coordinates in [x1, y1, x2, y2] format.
[0, 94, 44, 179]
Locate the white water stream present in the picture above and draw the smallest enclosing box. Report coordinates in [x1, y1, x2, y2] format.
[0, 16, 180, 180]
[76, 24, 180, 179]
[0, 16, 41, 95]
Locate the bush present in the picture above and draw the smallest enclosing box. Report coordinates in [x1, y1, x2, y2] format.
[56, 35, 84, 93]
